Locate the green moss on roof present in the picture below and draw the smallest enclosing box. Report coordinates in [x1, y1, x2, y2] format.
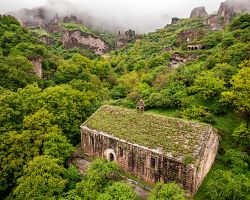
[83, 105, 213, 159]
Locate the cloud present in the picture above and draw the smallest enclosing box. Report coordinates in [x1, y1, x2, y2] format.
[0, 0, 224, 32]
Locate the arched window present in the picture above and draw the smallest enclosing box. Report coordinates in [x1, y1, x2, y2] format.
[119, 147, 124, 157]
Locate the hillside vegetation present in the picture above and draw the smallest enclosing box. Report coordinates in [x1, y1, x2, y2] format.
[0, 13, 249, 200]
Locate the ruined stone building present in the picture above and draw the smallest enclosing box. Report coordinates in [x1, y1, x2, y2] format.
[80, 106, 219, 195]
[187, 44, 203, 51]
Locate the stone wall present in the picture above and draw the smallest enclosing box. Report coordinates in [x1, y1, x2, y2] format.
[193, 128, 219, 191]
[81, 125, 220, 195]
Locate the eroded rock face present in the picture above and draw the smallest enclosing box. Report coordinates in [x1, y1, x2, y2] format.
[177, 29, 205, 44]
[169, 53, 198, 67]
[13, 8, 48, 28]
[45, 24, 64, 33]
[190, 7, 208, 18]
[63, 15, 82, 24]
[204, 15, 224, 30]
[171, 17, 180, 25]
[31, 58, 43, 79]
[62, 31, 109, 55]
[205, 0, 250, 30]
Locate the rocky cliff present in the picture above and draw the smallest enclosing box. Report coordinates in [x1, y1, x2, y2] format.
[62, 31, 109, 55]
[190, 7, 208, 18]
[205, 0, 250, 30]
[116, 29, 136, 49]
[12, 9, 113, 55]
[31, 58, 43, 79]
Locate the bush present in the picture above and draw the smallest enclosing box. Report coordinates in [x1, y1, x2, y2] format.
[205, 169, 250, 200]
[178, 105, 215, 124]
[149, 182, 189, 200]
[233, 123, 250, 146]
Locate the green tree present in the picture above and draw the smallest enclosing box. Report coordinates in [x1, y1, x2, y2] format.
[74, 159, 118, 199]
[13, 155, 67, 200]
[221, 66, 250, 127]
[0, 55, 39, 90]
[63, 165, 82, 191]
[230, 13, 250, 31]
[190, 71, 226, 100]
[39, 84, 99, 143]
[205, 169, 250, 200]
[42, 133, 74, 163]
[97, 182, 137, 200]
[0, 131, 40, 194]
[149, 182, 189, 200]
[232, 123, 250, 146]
[221, 149, 250, 174]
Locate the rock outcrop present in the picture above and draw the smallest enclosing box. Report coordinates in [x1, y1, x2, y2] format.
[116, 29, 136, 49]
[190, 7, 208, 18]
[63, 15, 82, 24]
[62, 31, 109, 55]
[171, 17, 180, 25]
[205, 0, 250, 30]
[31, 58, 43, 79]
[13, 8, 48, 28]
[177, 29, 205, 44]
[169, 52, 198, 67]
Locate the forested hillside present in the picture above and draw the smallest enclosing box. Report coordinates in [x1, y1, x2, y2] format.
[0, 11, 249, 200]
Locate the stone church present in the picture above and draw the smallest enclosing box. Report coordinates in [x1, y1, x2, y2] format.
[80, 105, 219, 195]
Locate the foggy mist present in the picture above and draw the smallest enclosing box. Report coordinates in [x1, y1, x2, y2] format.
[0, 0, 246, 32]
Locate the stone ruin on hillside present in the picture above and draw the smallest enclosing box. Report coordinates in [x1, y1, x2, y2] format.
[80, 105, 219, 195]
[187, 44, 203, 51]
[116, 29, 136, 49]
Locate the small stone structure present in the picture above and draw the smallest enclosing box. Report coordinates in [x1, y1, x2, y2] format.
[80, 106, 219, 195]
[187, 45, 203, 51]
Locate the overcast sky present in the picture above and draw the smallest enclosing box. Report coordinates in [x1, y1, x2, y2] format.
[0, 0, 223, 32]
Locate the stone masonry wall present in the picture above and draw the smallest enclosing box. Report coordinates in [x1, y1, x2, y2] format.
[81, 125, 198, 194]
[193, 128, 219, 192]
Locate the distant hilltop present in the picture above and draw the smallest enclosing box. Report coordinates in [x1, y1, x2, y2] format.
[6, 0, 250, 33]
[173, 0, 250, 30]
[194, 0, 250, 30]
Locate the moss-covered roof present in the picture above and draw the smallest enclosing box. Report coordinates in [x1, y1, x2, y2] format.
[83, 105, 215, 161]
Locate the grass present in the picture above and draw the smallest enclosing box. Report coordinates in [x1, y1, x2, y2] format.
[84, 105, 214, 161]
[59, 22, 96, 36]
[147, 108, 181, 118]
[147, 108, 244, 200]
[30, 28, 50, 37]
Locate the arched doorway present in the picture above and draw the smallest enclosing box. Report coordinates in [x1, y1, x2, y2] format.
[109, 153, 115, 161]
[104, 149, 116, 162]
